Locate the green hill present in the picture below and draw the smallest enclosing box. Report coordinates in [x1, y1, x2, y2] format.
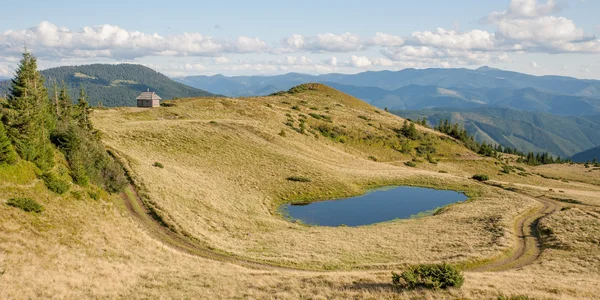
[1, 64, 216, 107]
[394, 107, 600, 158]
[571, 146, 600, 162]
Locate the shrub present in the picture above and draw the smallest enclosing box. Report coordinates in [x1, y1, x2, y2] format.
[88, 190, 100, 200]
[404, 161, 417, 167]
[71, 190, 83, 200]
[279, 129, 286, 137]
[42, 171, 70, 194]
[153, 162, 164, 168]
[497, 295, 532, 300]
[286, 176, 312, 182]
[368, 155, 378, 162]
[51, 124, 127, 193]
[438, 170, 448, 173]
[6, 197, 44, 213]
[472, 174, 489, 181]
[358, 115, 371, 121]
[392, 263, 464, 290]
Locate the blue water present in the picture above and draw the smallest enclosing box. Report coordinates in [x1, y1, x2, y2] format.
[281, 186, 467, 227]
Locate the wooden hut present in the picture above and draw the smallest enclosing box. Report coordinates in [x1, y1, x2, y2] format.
[136, 89, 161, 107]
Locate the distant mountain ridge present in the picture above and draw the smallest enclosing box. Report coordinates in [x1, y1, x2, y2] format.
[0, 64, 216, 107]
[394, 107, 600, 157]
[176, 67, 600, 99]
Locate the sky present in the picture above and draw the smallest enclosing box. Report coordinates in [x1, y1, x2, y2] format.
[0, 0, 599, 79]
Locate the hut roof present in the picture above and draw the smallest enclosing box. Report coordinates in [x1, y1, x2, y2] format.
[136, 89, 162, 100]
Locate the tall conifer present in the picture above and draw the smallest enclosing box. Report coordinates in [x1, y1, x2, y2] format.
[2, 51, 54, 170]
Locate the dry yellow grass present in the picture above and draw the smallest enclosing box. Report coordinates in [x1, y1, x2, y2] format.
[1, 84, 599, 299]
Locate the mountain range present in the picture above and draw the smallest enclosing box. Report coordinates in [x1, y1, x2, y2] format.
[0, 64, 215, 107]
[176, 66, 600, 99]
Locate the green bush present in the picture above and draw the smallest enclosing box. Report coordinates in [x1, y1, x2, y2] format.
[404, 161, 417, 167]
[472, 174, 489, 181]
[286, 176, 312, 182]
[71, 190, 83, 200]
[51, 124, 127, 193]
[6, 197, 44, 213]
[368, 155, 378, 162]
[497, 295, 532, 300]
[42, 171, 70, 194]
[88, 190, 100, 200]
[392, 263, 464, 290]
[153, 162, 164, 168]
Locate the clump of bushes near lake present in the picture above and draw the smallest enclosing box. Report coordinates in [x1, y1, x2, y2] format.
[286, 176, 312, 182]
[392, 263, 464, 290]
[6, 197, 44, 213]
[472, 174, 489, 181]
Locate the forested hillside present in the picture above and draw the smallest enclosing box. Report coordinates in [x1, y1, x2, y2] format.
[0, 64, 215, 107]
[571, 146, 600, 162]
[394, 107, 600, 158]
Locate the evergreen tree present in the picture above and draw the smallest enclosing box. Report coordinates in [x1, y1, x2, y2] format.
[75, 86, 92, 131]
[58, 82, 73, 121]
[0, 120, 17, 165]
[2, 51, 54, 170]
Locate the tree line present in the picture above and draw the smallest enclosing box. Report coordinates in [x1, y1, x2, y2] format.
[431, 118, 570, 165]
[0, 52, 127, 193]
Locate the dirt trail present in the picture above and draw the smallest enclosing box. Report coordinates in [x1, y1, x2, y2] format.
[121, 177, 561, 274]
[121, 185, 296, 272]
[469, 190, 561, 272]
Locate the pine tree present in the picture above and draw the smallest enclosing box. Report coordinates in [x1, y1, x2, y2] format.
[75, 86, 92, 131]
[0, 121, 17, 165]
[2, 51, 55, 170]
[58, 82, 72, 121]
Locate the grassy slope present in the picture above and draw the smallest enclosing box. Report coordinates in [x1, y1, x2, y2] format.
[1, 84, 599, 298]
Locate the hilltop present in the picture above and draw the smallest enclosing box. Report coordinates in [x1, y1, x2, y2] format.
[0, 64, 216, 107]
[2, 83, 599, 298]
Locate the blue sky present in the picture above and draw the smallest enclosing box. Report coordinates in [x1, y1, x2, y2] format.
[0, 0, 599, 78]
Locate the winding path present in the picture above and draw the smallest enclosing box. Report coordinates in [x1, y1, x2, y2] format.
[469, 193, 560, 272]
[120, 178, 561, 273]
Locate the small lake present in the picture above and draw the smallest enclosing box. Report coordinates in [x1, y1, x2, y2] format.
[281, 186, 467, 227]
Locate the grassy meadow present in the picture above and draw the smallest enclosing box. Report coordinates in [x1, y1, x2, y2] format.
[1, 84, 599, 298]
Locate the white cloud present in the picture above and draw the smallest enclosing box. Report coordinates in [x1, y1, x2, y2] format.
[0, 21, 267, 59]
[495, 16, 585, 42]
[184, 63, 205, 71]
[369, 32, 404, 47]
[507, 0, 559, 18]
[285, 56, 313, 65]
[325, 56, 338, 66]
[411, 28, 496, 50]
[281, 32, 364, 53]
[213, 56, 229, 64]
[530, 61, 540, 69]
[349, 55, 372, 68]
[0, 64, 13, 77]
[372, 57, 394, 67]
